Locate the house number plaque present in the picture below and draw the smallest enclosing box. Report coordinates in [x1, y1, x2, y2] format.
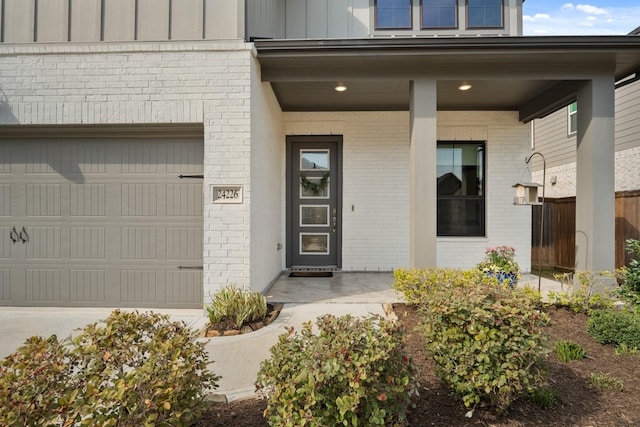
[212, 185, 243, 204]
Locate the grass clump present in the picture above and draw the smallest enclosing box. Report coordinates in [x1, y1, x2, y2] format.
[555, 340, 586, 362]
[588, 372, 624, 392]
[529, 386, 558, 409]
[207, 285, 267, 329]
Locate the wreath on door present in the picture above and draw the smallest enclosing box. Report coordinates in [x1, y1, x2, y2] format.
[300, 173, 330, 196]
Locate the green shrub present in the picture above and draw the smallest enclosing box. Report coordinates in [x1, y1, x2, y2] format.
[555, 340, 586, 362]
[419, 278, 549, 412]
[587, 309, 640, 350]
[207, 285, 267, 329]
[548, 271, 616, 313]
[588, 372, 624, 392]
[529, 386, 558, 409]
[0, 336, 79, 426]
[0, 310, 219, 427]
[618, 239, 640, 308]
[256, 314, 417, 426]
[393, 267, 497, 305]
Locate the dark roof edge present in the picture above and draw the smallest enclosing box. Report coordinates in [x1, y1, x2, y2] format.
[254, 35, 640, 53]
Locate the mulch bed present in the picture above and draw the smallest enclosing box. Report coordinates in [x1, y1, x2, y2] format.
[193, 304, 640, 426]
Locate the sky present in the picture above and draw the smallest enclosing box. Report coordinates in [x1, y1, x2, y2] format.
[523, 1, 640, 35]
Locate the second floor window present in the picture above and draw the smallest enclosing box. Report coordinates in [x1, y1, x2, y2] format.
[422, 0, 457, 28]
[375, 0, 412, 29]
[467, 0, 503, 28]
[568, 102, 577, 135]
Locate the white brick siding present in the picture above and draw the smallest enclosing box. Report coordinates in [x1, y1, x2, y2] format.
[284, 111, 533, 273]
[532, 145, 640, 198]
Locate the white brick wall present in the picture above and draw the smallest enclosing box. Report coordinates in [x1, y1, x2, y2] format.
[0, 41, 257, 298]
[533, 146, 640, 198]
[283, 110, 534, 273]
[437, 112, 533, 272]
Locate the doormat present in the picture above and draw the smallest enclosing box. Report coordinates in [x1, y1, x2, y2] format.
[289, 271, 333, 278]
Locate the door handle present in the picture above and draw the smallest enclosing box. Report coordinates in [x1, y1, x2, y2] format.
[9, 227, 19, 244]
[19, 226, 29, 244]
[332, 208, 337, 232]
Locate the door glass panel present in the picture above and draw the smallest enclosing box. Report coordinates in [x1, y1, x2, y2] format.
[300, 233, 329, 254]
[300, 176, 330, 198]
[300, 205, 329, 226]
[300, 150, 329, 171]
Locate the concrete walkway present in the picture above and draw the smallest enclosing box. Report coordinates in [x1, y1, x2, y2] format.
[0, 271, 562, 403]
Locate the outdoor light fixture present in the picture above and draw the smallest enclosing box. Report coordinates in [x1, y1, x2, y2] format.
[458, 82, 472, 91]
[514, 151, 547, 292]
[334, 83, 347, 92]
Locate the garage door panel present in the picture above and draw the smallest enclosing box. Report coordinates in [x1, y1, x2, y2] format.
[70, 269, 106, 302]
[166, 227, 202, 260]
[121, 227, 157, 259]
[122, 142, 158, 174]
[167, 183, 202, 216]
[0, 144, 10, 174]
[120, 269, 157, 303]
[26, 227, 62, 259]
[166, 270, 201, 304]
[70, 227, 105, 259]
[167, 141, 204, 174]
[70, 184, 106, 216]
[69, 141, 107, 175]
[121, 183, 158, 216]
[26, 142, 69, 175]
[0, 269, 10, 301]
[0, 228, 11, 259]
[26, 269, 62, 302]
[26, 184, 62, 216]
[0, 185, 10, 216]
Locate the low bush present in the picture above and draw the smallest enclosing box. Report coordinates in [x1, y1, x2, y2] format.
[0, 310, 219, 427]
[587, 309, 640, 350]
[529, 386, 558, 409]
[618, 239, 640, 308]
[419, 277, 549, 412]
[393, 268, 497, 305]
[207, 285, 267, 329]
[548, 271, 616, 313]
[256, 314, 417, 426]
[555, 340, 586, 362]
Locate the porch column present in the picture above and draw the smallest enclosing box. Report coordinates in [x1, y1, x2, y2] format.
[409, 79, 437, 268]
[575, 75, 615, 272]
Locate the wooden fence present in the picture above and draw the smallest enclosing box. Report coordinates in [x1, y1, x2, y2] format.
[532, 190, 640, 270]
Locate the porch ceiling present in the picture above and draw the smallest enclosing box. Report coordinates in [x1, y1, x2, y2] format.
[254, 36, 640, 122]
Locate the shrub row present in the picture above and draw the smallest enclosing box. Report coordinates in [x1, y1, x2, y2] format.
[0, 310, 219, 427]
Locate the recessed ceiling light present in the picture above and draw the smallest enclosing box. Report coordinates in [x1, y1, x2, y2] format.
[458, 82, 472, 91]
[334, 83, 347, 92]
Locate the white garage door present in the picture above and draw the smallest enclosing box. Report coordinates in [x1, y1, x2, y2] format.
[0, 130, 204, 308]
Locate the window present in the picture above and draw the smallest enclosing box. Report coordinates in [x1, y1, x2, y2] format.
[467, 0, 503, 28]
[568, 102, 577, 135]
[375, 0, 412, 29]
[422, 0, 457, 28]
[437, 142, 485, 236]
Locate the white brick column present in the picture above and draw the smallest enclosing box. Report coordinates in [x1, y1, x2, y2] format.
[409, 80, 437, 268]
[575, 75, 616, 272]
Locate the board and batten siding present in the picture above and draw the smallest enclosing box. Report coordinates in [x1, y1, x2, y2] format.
[0, 0, 244, 43]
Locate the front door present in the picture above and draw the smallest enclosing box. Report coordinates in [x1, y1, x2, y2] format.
[287, 136, 342, 268]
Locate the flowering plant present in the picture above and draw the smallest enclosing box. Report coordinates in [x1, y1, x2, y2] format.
[477, 245, 520, 274]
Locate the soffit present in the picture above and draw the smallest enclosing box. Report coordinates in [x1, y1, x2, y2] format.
[254, 36, 640, 120]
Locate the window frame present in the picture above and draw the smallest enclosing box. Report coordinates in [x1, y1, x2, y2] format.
[436, 141, 486, 237]
[374, 0, 413, 30]
[466, 0, 504, 29]
[567, 102, 577, 136]
[421, 0, 458, 29]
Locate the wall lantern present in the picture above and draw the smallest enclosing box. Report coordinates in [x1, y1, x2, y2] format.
[512, 182, 543, 205]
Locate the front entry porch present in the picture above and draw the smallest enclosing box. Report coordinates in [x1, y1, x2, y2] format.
[263, 271, 563, 304]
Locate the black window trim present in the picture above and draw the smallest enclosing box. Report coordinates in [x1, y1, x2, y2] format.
[465, 0, 505, 30]
[374, 0, 414, 30]
[420, 0, 459, 30]
[437, 141, 486, 237]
